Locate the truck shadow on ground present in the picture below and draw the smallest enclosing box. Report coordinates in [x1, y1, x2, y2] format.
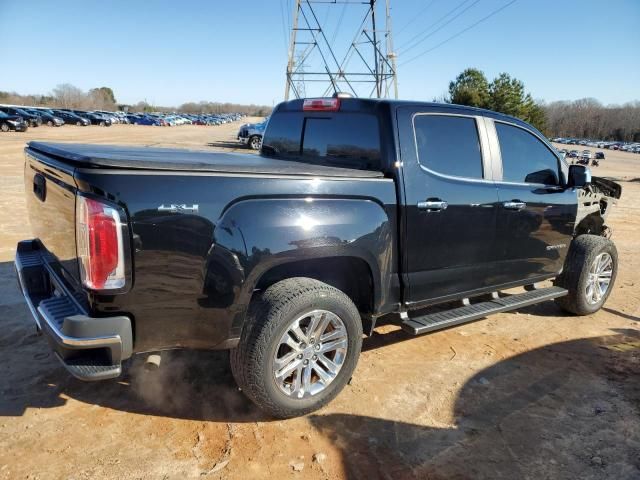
[206, 141, 254, 151]
[309, 329, 640, 479]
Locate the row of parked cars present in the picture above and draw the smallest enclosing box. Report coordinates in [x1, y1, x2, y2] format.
[124, 112, 245, 127]
[0, 104, 246, 132]
[552, 137, 640, 154]
[557, 148, 604, 166]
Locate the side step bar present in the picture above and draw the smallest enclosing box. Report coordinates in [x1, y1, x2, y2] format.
[401, 286, 568, 335]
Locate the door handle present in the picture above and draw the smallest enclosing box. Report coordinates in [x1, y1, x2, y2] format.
[417, 200, 448, 212]
[503, 200, 526, 210]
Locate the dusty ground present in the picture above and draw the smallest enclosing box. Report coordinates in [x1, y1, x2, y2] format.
[0, 125, 638, 479]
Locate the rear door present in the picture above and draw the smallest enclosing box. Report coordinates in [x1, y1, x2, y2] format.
[488, 119, 576, 284]
[397, 107, 500, 305]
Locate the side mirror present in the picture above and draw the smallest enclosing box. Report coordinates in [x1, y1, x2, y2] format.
[568, 164, 591, 188]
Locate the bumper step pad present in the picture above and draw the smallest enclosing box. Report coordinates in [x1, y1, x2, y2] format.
[401, 286, 568, 335]
[64, 356, 122, 382]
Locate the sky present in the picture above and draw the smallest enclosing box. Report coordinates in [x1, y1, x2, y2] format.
[1, 0, 638, 107]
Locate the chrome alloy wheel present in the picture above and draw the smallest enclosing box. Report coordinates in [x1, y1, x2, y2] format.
[585, 252, 613, 305]
[273, 309, 348, 399]
[250, 137, 261, 150]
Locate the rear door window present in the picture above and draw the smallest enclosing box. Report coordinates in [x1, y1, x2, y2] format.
[495, 122, 560, 185]
[413, 114, 483, 179]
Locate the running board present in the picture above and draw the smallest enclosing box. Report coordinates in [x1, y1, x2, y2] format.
[401, 286, 568, 335]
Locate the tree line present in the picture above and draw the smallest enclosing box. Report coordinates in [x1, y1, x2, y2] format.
[446, 68, 639, 141]
[544, 98, 640, 142]
[0, 84, 272, 116]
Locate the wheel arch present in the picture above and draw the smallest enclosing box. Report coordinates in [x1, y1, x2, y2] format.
[213, 196, 397, 338]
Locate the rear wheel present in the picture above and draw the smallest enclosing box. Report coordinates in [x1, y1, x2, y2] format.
[231, 278, 362, 418]
[248, 135, 262, 150]
[555, 235, 617, 315]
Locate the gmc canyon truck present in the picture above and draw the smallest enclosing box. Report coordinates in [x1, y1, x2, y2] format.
[16, 97, 622, 418]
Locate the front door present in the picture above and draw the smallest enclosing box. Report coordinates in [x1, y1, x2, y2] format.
[489, 119, 577, 284]
[398, 108, 501, 305]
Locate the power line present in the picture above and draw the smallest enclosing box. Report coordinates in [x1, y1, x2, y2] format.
[400, 0, 518, 66]
[329, 0, 348, 48]
[399, 0, 481, 55]
[396, 0, 472, 51]
[395, 0, 438, 37]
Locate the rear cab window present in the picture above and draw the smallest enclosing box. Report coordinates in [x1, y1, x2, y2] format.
[261, 107, 382, 171]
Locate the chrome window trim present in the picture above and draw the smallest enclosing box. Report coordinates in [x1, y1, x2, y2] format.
[488, 117, 564, 187]
[481, 117, 503, 181]
[411, 112, 495, 184]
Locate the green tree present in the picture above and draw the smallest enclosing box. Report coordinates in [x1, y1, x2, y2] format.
[90, 87, 116, 104]
[448, 68, 490, 108]
[447, 69, 547, 133]
[488, 73, 526, 117]
[521, 94, 547, 133]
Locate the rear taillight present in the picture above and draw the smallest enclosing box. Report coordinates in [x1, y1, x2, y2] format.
[76, 196, 126, 290]
[303, 98, 340, 112]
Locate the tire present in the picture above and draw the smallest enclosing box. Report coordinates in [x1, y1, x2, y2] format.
[0, 123, 9, 132]
[46, 120, 53, 127]
[231, 278, 363, 418]
[76, 121, 82, 126]
[248, 135, 262, 150]
[100, 121, 105, 127]
[555, 234, 618, 315]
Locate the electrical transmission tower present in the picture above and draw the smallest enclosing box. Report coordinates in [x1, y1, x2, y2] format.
[284, 0, 398, 100]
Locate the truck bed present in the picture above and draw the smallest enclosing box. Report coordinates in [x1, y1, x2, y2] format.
[27, 142, 385, 178]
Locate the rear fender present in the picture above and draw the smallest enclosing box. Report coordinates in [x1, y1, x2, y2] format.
[212, 197, 395, 335]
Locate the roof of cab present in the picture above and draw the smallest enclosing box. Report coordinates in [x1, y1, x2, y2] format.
[276, 97, 534, 131]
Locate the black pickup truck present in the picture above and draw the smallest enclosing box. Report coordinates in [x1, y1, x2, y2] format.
[15, 97, 622, 418]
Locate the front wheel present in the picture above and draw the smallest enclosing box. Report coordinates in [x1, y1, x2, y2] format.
[248, 135, 262, 150]
[231, 278, 362, 418]
[46, 120, 53, 127]
[0, 123, 9, 132]
[555, 235, 618, 315]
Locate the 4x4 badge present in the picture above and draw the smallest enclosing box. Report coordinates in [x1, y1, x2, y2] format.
[157, 204, 199, 213]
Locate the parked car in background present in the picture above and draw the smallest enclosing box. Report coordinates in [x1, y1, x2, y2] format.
[133, 115, 162, 126]
[237, 120, 268, 150]
[0, 110, 28, 132]
[95, 111, 121, 124]
[25, 108, 64, 127]
[0, 106, 42, 127]
[595, 151, 605, 160]
[72, 111, 112, 126]
[52, 110, 90, 126]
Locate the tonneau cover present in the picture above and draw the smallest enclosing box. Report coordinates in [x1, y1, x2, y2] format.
[27, 142, 384, 178]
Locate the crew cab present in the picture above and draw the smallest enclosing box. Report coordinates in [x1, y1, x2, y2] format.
[15, 96, 621, 418]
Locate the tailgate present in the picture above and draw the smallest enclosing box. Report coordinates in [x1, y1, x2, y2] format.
[24, 147, 80, 284]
